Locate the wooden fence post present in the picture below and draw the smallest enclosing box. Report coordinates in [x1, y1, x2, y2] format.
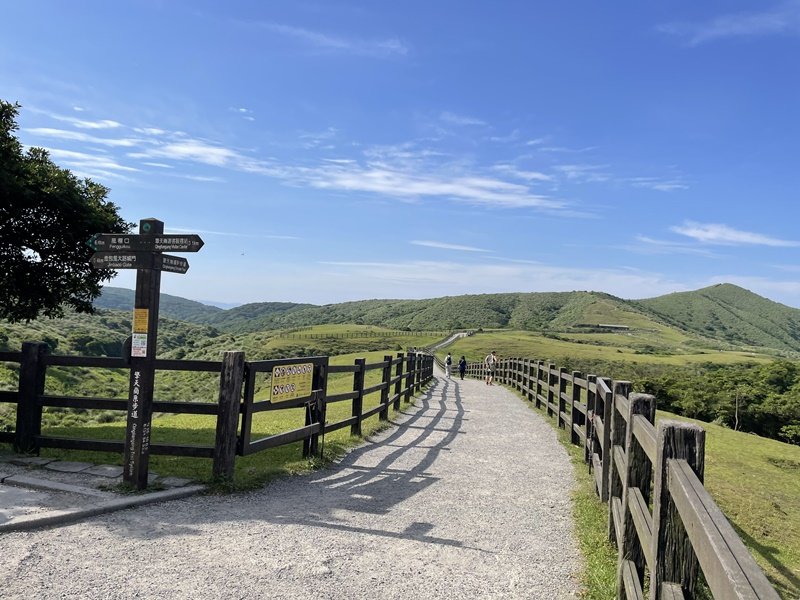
[14, 342, 50, 454]
[547, 363, 557, 418]
[404, 353, 414, 403]
[535, 361, 543, 409]
[615, 392, 656, 597]
[351, 358, 366, 436]
[585, 375, 596, 463]
[598, 376, 614, 502]
[394, 353, 404, 410]
[608, 380, 632, 541]
[415, 354, 422, 392]
[571, 371, 582, 446]
[557, 367, 568, 429]
[212, 351, 245, 482]
[379, 355, 392, 420]
[650, 421, 705, 600]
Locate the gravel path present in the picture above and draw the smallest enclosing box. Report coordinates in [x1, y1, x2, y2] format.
[0, 371, 581, 599]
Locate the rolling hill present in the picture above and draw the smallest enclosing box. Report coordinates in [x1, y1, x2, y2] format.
[636, 283, 800, 353]
[93, 283, 800, 354]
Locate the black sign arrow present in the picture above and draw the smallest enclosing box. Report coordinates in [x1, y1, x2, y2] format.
[87, 233, 204, 253]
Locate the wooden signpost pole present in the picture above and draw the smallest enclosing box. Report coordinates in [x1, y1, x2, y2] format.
[88, 217, 203, 490]
[123, 218, 163, 489]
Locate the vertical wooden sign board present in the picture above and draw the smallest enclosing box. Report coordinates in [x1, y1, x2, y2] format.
[123, 218, 163, 489]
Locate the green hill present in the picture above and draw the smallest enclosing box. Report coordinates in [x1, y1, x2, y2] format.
[95, 286, 225, 323]
[636, 283, 800, 353]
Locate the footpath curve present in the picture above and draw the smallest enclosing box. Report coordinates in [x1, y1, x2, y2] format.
[1, 369, 581, 599]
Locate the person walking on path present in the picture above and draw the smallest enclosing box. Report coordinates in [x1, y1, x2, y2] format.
[485, 350, 497, 385]
[445, 353, 453, 378]
[458, 355, 467, 380]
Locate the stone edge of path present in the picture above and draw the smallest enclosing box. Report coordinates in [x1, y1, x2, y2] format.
[0, 484, 206, 534]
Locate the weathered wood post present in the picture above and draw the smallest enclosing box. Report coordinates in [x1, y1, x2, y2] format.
[393, 352, 404, 410]
[598, 376, 614, 502]
[615, 392, 656, 597]
[212, 351, 245, 482]
[14, 342, 49, 454]
[585, 375, 597, 463]
[571, 370, 582, 446]
[351, 358, 366, 436]
[535, 361, 543, 409]
[547, 363, 557, 418]
[608, 380, 632, 541]
[379, 355, 392, 420]
[414, 353, 422, 392]
[404, 352, 414, 402]
[557, 367, 568, 429]
[650, 421, 705, 600]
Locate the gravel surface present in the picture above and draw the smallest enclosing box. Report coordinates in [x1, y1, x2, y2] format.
[0, 372, 581, 599]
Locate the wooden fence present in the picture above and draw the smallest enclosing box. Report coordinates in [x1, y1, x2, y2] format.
[459, 357, 780, 600]
[0, 342, 434, 482]
[276, 330, 452, 339]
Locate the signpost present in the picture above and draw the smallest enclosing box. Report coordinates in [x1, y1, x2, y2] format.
[87, 218, 203, 489]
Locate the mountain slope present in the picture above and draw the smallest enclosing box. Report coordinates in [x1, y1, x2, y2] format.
[96, 287, 225, 323]
[635, 283, 800, 352]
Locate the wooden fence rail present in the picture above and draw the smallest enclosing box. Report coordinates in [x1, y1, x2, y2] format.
[459, 356, 779, 600]
[0, 343, 434, 483]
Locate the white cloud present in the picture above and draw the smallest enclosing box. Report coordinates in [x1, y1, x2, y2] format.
[25, 127, 142, 147]
[554, 164, 610, 183]
[45, 148, 140, 173]
[251, 21, 408, 57]
[440, 111, 486, 126]
[128, 139, 244, 167]
[411, 240, 490, 252]
[492, 164, 553, 182]
[671, 222, 800, 247]
[627, 235, 719, 257]
[659, 2, 800, 45]
[626, 177, 688, 192]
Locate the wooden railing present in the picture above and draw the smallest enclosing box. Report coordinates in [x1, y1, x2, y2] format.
[0, 343, 434, 482]
[463, 357, 780, 600]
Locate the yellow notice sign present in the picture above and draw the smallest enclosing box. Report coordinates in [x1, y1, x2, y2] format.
[270, 363, 314, 403]
[133, 308, 149, 333]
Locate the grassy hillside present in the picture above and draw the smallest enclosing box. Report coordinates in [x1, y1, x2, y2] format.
[96, 286, 225, 323]
[637, 283, 800, 353]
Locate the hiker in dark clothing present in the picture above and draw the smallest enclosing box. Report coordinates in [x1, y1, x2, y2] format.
[458, 356, 467, 380]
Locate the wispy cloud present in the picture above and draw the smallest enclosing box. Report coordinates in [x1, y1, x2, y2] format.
[492, 164, 553, 182]
[554, 164, 610, 183]
[25, 127, 142, 147]
[627, 235, 719, 257]
[440, 111, 486, 126]
[659, 2, 800, 45]
[250, 21, 408, 57]
[625, 177, 688, 192]
[410, 240, 490, 252]
[671, 222, 800, 247]
[170, 227, 300, 240]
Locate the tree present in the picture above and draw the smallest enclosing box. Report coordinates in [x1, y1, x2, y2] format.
[0, 100, 130, 322]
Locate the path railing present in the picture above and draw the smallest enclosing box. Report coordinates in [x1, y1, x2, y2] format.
[463, 357, 779, 600]
[0, 343, 433, 482]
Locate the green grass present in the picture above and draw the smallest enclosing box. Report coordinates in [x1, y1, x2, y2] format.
[656, 411, 800, 598]
[444, 330, 773, 367]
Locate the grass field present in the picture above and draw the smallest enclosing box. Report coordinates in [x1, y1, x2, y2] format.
[447, 330, 774, 367]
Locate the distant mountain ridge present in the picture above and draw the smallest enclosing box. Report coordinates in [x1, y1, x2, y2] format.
[95, 283, 800, 353]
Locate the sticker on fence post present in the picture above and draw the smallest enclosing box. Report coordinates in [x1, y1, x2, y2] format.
[270, 363, 314, 402]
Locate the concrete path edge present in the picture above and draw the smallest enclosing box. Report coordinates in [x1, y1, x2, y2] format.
[0, 484, 206, 534]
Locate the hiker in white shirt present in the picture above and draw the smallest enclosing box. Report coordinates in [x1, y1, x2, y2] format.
[445, 353, 452, 378]
[485, 351, 497, 385]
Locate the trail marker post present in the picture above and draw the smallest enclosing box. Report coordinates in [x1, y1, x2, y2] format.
[88, 218, 203, 489]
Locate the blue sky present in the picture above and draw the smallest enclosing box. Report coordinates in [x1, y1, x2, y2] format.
[3, 1, 800, 307]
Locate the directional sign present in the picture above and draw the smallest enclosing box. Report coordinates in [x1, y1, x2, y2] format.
[90, 252, 154, 270]
[87, 234, 204, 253]
[157, 254, 190, 274]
